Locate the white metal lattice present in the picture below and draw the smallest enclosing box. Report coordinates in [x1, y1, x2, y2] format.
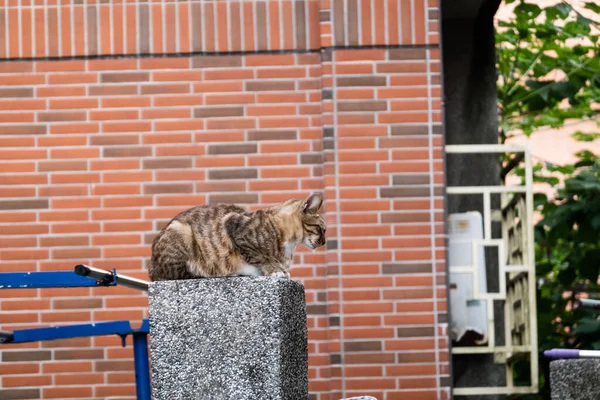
[446, 144, 538, 396]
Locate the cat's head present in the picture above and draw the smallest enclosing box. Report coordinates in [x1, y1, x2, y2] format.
[279, 193, 327, 250]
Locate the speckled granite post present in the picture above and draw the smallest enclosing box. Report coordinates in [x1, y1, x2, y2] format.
[550, 359, 600, 400]
[148, 277, 308, 400]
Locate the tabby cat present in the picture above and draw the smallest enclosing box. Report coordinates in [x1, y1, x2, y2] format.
[149, 193, 326, 281]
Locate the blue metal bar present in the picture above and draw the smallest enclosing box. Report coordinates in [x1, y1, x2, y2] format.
[0, 271, 116, 290]
[0, 320, 149, 344]
[133, 332, 152, 400]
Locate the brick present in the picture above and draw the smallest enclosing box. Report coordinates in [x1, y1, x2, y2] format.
[256, 67, 307, 79]
[207, 168, 257, 180]
[101, 72, 150, 83]
[378, 87, 429, 99]
[0, 174, 47, 185]
[48, 73, 98, 84]
[207, 143, 257, 155]
[102, 171, 153, 183]
[247, 105, 298, 117]
[196, 182, 246, 193]
[39, 210, 89, 222]
[40, 236, 89, 247]
[90, 134, 139, 146]
[337, 76, 386, 87]
[140, 84, 190, 95]
[101, 96, 152, 108]
[335, 63, 374, 75]
[0, 389, 40, 400]
[49, 98, 98, 110]
[103, 147, 152, 158]
[156, 195, 206, 207]
[261, 166, 311, 178]
[154, 120, 204, 131]
[92, 208, 142, 221]
[41, 310, 91, 323]
[37, 111, 87, 122]
[0, 99, 43, 112]
[0, 88, 33, 98]
[52, 248, 101, 259]
[246, 54, 295, 66]
[0, 363, 39, 375]
[51, 123, 99, 134]
[206, 93, 255, 105]
[155, 170, 206, 181]
[341, 352, 396, 365]
[55, 373, 104, 386]
[88, 85, 138, 96]
[42, 387, 92, 399]
[39, 160, 86, 172]
[336, 49, 386, 61]
[261, 142, 310, 154]
[245, 80, 295, 91]
[381, 187, 433, 198]
[0, 199, 48, 210]
[389, 125, 429, 136]
[91, 184, 141, 196]
[144, 183, 193, 195]
[396, 327, 436, 338]
[208, 193, 258, 204]
[141, 108, 191, 120]
[194, 106, 244, 118]
[96, 360, 134, 372]
[0, 236, 38, 249]
[143, 158, 192, 169]
[92, 234, 142, 246]
[0, 162, 35, 173]
[143, 133, 192, 144]
[389, 48, 427, 60]
[382, 263, 432, 274]
[54, 349, 104, 360]
[0, 112, 35, 123]
[90, 109, 139, 121]
[337, 100, 387, 112]
[247, 130, 297, 141]
[2, 351, 51, 362]
[206, 118, 256, 130]
[152, 71, 202, 82]
[90, 159, 140, 170]
[259, 117, 309, 129]
[257, 92, 306, 103]
[191, 55, 242, 68]
[50, 148, 100, 160]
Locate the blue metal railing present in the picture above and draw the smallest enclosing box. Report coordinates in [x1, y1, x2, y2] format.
[0, 265, 151, 400]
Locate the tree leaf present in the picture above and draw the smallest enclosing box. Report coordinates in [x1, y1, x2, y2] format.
[572, 131, 600, 142]
[575, 317, 600, 335]
[584, 3, 600, 14]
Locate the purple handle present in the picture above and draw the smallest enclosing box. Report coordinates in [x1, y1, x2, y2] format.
[544, 349, 580, 359]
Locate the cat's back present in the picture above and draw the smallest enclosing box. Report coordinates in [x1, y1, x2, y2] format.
[171, 203, 248, 227]
[149, 203, 250, 280]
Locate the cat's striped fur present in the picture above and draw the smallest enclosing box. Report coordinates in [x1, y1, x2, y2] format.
[148, 193, 326, 281]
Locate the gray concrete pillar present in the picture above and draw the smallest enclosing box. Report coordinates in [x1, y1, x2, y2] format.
[148, 277, 308, 400]
[550, 359, 600, 400]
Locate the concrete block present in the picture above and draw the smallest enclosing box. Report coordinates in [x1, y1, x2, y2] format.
[550, 359, 600, 400]
[148, 277, 308, 400]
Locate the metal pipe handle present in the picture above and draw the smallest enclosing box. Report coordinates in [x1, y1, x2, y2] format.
[74, 264, 149, 292]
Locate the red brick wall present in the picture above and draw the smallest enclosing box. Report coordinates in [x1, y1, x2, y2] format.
[0, 1, 448, 399]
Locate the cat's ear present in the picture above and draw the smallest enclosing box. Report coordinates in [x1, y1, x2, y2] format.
[303, 193, 323, 214]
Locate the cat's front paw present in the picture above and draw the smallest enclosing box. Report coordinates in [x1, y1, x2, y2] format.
[267, 270, 290, 279]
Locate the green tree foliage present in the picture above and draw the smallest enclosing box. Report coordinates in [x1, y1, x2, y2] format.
[495, 1, 600, 398]
[496, 0, 600, 142]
